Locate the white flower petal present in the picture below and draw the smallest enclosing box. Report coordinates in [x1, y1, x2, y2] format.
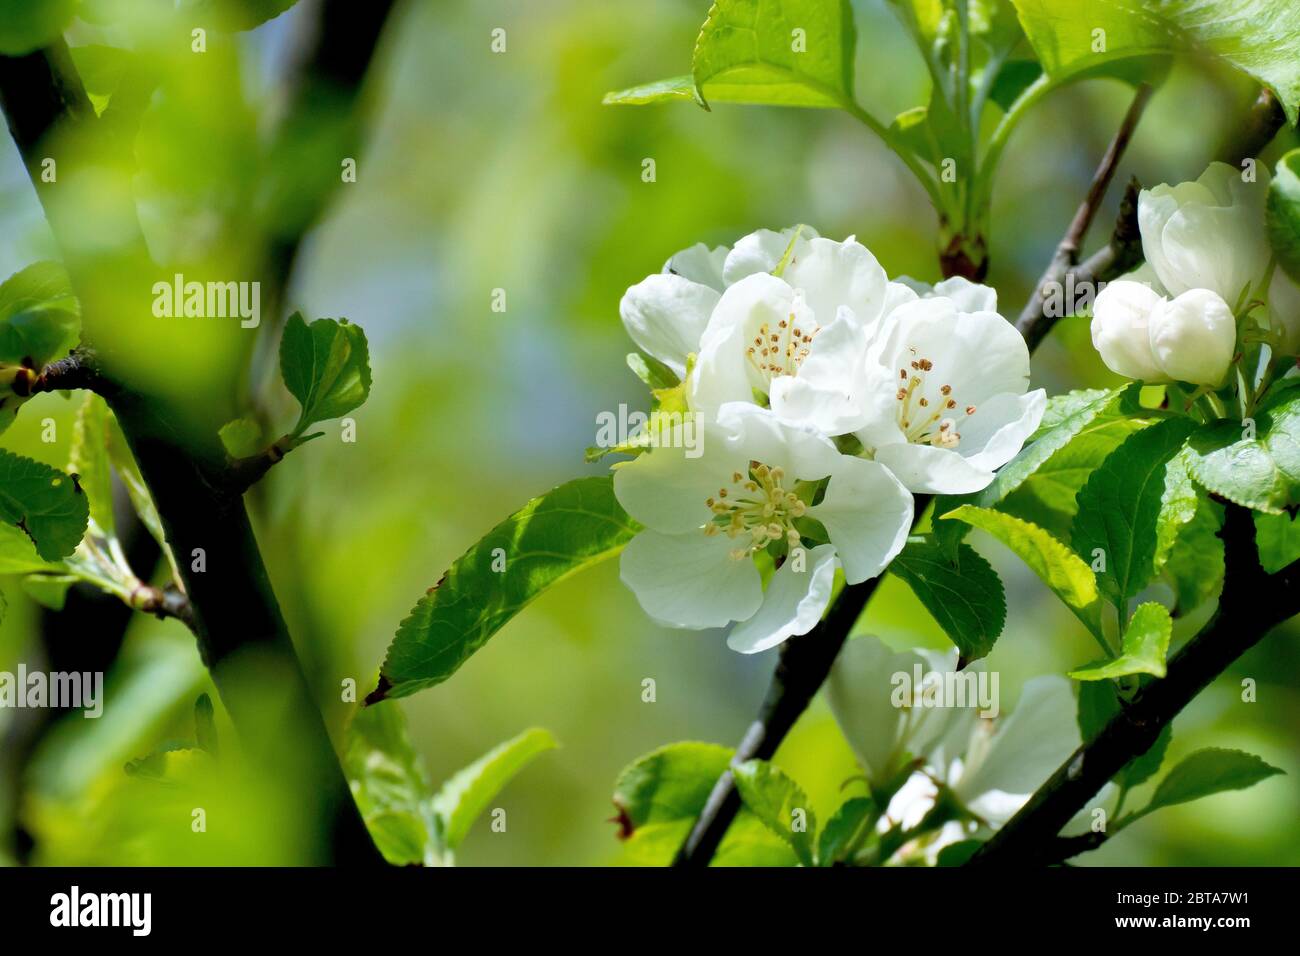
[612, 425, 744, 534]
[620, 273, 720, 377]
[717, 401, 843, 480]
[809, 455, 913, 583]
[781, 236, 889, 330]
[689, 272, 796, 418]
[873, 441, 996, 494]
[1149, 287, 1237, 386]
[721, 225, 819, 285]
[954, 676, 1080, 805]
[665, 242, 728, 291]
[726, 543, 836, 653]
[1090, 279, 1168, 381]
[877, 299, 1030, 404]
[768, 312, 873, 434]
[620, 530, 763, 629]
[961, 389, 1047, 472]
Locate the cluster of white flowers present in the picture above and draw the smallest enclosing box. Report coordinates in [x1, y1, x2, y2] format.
[827, 636, 1107, 861]
[1092, 161, 1300, 386]
[612, 227, 1045, 653]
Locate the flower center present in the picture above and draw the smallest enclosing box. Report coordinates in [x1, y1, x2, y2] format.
[745, 292, 820, 387]
[895, 351, 976, 448]
[703, 462, 807, 560]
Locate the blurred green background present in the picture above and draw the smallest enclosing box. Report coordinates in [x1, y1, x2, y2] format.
[1, 0, 1297, 866]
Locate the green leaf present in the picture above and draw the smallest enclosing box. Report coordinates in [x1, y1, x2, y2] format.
[691, 0, 857, 109]
[890, 538, 1006, 663]
[69, 394, 114, 537]
[941, 505, 1097, 608]
[1069, 602, 1173, 680]
[343, 700, 438, 866]
[1154, 451, 1198, 573]
[815, 796, 874, 866]
[1137, 748, 1284, 819]
[0, 449, 88, 561]
[1267, 149, 1300, 284]
[194, 693, 218, 756]
[372, 477, 639, 701]
[0, 261, 81, 370]
[432, 727, 557, 851]
[0, 0, 76, 56]
[604, 75, 703, 106]
[1011, 0, 1300, 123]
[197, 0, 300, 31]
[613, 742, 733, 830]
[936, 839, 984, 866]
[934, 386, 1139, 553]
[1071, 418, 1195, 606]
[627, 351, 680, 391]
[279, 312, 371, 438]
[0, 520, 65, 575]
[1184, 388, 1300, 514]
[1164, 494, 1225, 613]
[732, 759, 817, 866]
[103, 412, 179, 582]
[69, 45, 131, 116]
[20, 573, 76, 611]
[611, 742, 797, 866]
[1255, 509, 1300, 573]
[218, 417, 263, 459]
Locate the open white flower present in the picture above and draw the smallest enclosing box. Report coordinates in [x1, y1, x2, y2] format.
[688, 235, 920, 433]
[613, 403, 912, 653]
[1091, 273, 1237, 386]
[1139, 160, 1272, 305]
[618, 226, 818, 379]
[825, 637, 973, 790]
[852, 296, 1046, 494]
[828, 637, 1107, 861]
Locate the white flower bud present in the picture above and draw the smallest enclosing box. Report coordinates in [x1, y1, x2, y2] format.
[1090, 279, 1168, 382]
[1138, 161, 1272, 305]
[1148, 288, 1237, 386]
[1267, 266, 1300, 356]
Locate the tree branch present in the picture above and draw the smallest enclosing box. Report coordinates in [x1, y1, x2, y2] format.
[0, 40, 385, 864]
[673, 568, 892, 865]
[968, 505, 1300, 866]
[1015, 84, 1152, 350]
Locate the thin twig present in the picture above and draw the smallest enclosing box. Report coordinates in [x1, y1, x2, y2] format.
[1015, 84, 1152, 349]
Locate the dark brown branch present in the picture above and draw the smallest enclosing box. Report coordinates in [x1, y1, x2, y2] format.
[1015, 84, 1152, 350]
[969, 505, 1300, 866]
[0, 39, 384, 865]
[225, 434, 297, 494]
[673, 569, 892, 865]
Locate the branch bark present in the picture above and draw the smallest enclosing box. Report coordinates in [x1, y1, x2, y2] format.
[968, 505, 1300, 866]
[0, 39, 385, 864]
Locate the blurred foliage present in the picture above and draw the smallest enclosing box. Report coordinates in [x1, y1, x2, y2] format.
[0, 0, 1297, 866]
